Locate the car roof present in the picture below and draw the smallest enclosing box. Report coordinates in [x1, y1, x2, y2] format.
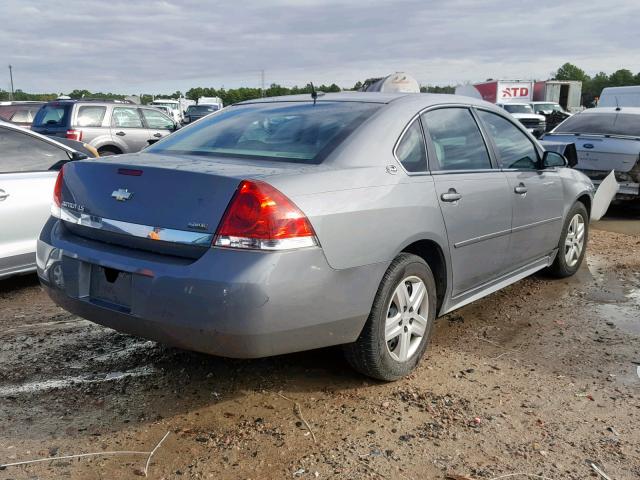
[0, 119, 77, 153]
[236, 91, 499, 109]
[584, 107, 640, 114]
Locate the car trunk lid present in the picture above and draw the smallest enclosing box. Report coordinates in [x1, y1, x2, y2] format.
[544, 133, 640, 173]
[59, 153, 321, 257]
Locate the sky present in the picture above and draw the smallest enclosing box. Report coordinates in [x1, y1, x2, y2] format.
[1, 0, 639, 94]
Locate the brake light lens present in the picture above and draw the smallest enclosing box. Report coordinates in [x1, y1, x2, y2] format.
[51, 166, 64, 218]
[214, 180, 317, 250]
[66, 129, 82, 142]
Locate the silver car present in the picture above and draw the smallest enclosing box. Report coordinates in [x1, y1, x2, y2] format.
[0, 121, 89, 279]
[37, 93, 593, 380]
[31, 100, 178, 156]
[543, 107, 640, 200]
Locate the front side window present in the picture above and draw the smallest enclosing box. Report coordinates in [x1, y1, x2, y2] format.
[421, 108, 492, 171]
[142, 109, 174, 129]
[148, 101, 381, 164]
[76, 106, 106, 127]
[0, 127, 69, 173]
[112, 107, 143, 128]
[477, 110, 539, 170]
[395, 120, 427, 172]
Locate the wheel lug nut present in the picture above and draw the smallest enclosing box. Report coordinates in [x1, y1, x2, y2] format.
[403, 326, 408, 332]
[409, 307, 413, 312]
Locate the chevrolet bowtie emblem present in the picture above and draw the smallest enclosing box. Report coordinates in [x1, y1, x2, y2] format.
[111, 188, 133, 201]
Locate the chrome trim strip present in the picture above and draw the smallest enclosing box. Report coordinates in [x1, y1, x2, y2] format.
[60, 207, 214, 246]
[511, 216, 562, 233]
[453, 228, 511, 249]
[454, 216, 563, 249]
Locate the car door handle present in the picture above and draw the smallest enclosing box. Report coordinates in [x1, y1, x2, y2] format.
[153, 133, 162, 138]
[115, 131, 126, 136]
[440, 189, 462, 202]
[514, 183, 528, 194]
[0, 189, 9, 201]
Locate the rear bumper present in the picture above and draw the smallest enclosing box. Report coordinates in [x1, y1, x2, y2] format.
[591, 179, 639, 198]
[37, 219, 385, 358]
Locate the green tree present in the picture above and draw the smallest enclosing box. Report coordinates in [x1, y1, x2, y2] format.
[554, 63, 590, 82]
[608, 69, 635, 86]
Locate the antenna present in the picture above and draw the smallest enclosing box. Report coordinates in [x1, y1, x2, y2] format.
[310, 82, 317, 105]
[614, 96, 621, 111]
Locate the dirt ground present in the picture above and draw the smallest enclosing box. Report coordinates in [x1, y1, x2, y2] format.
[1, 221, 639, 479]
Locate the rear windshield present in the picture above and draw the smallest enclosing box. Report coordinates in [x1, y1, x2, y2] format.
[33, 104, 71, 128]
[148, 101, 381, 163]
[554, 112, 640, 137]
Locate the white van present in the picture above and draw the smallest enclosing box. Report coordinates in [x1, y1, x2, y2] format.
[598, 86, 640, 108]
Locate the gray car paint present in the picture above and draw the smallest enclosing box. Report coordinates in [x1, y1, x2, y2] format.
[37, 93, 594, 358]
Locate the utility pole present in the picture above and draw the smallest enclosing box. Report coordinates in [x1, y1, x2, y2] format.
[8, 65, 14, 100]
[261, 69, 265, 97]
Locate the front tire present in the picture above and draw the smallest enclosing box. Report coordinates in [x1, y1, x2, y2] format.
[343, 253, 437, 381]
[547, 202, 589, 278]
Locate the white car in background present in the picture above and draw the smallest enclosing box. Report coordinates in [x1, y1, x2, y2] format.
[0, 121, 91, 279]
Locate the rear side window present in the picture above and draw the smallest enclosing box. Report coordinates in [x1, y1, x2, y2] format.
[76, 106, 106, 127]
[141, 109, 174, 129]
[147, 101, 381, 164]
[422, 108, 492, 171]
[0, 127, 69, 172]
[477, 110, 539, 169]
[395, 120, 427, 172]
[554, 112, 640, 137]
[112, 107, 143, 128]
[33, 104, 71, 128]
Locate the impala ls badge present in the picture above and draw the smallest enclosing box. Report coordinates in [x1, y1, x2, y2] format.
[111, 188, 133, 201]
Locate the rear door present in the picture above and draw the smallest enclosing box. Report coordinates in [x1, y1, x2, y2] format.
[0, 127, 68, 275]
[475, 109, 564, 266]
[110, 106, 149, 152]
[421, 107, 513, 297]
[140, 108, 175, 146]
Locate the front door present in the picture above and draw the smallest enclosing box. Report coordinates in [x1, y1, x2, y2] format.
[110, 106, 150, 153]
[140, 108, 175, 146]
[475, 109, 564, 265]
[421, 107, 513, 297]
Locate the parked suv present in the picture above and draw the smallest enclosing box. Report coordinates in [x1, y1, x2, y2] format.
[31, 100, 178, 156]
[496, 102, 546, 138]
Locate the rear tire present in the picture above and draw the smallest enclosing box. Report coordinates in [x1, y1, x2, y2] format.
[343, 253, 437, 381]
[547, 202, 589, 278]
[98, 147, 120, 157]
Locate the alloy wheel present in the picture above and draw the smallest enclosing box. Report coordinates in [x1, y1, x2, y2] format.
[385, 276, 429, 362]
[564, 213, 585, 267]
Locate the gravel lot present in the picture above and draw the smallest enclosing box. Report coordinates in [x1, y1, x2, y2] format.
[0, 224, 638, 479]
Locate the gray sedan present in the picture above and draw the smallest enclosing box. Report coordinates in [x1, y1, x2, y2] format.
[37, 93, 593, 380]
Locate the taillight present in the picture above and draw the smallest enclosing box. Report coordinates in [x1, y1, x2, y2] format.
[66, 129, 82, 141]
[51, 166, 64, 218]
[214, 180, 317, 250]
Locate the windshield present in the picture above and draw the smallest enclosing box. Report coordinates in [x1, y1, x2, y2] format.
[152, 102, 178, 110]
[148, 101, 381, 164]
[32, 104, 71, 127]
[190, 105, 218, 114]
[503, 104, 534, 114]
[533, 103, 563, 113]
[554, 112, 640, 137]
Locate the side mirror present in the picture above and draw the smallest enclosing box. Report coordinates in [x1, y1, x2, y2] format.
[542, 150, 567, 168]
[71, 151, 88, 160]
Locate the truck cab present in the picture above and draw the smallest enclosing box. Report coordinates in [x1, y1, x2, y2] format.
[496, 102, 546, 138]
